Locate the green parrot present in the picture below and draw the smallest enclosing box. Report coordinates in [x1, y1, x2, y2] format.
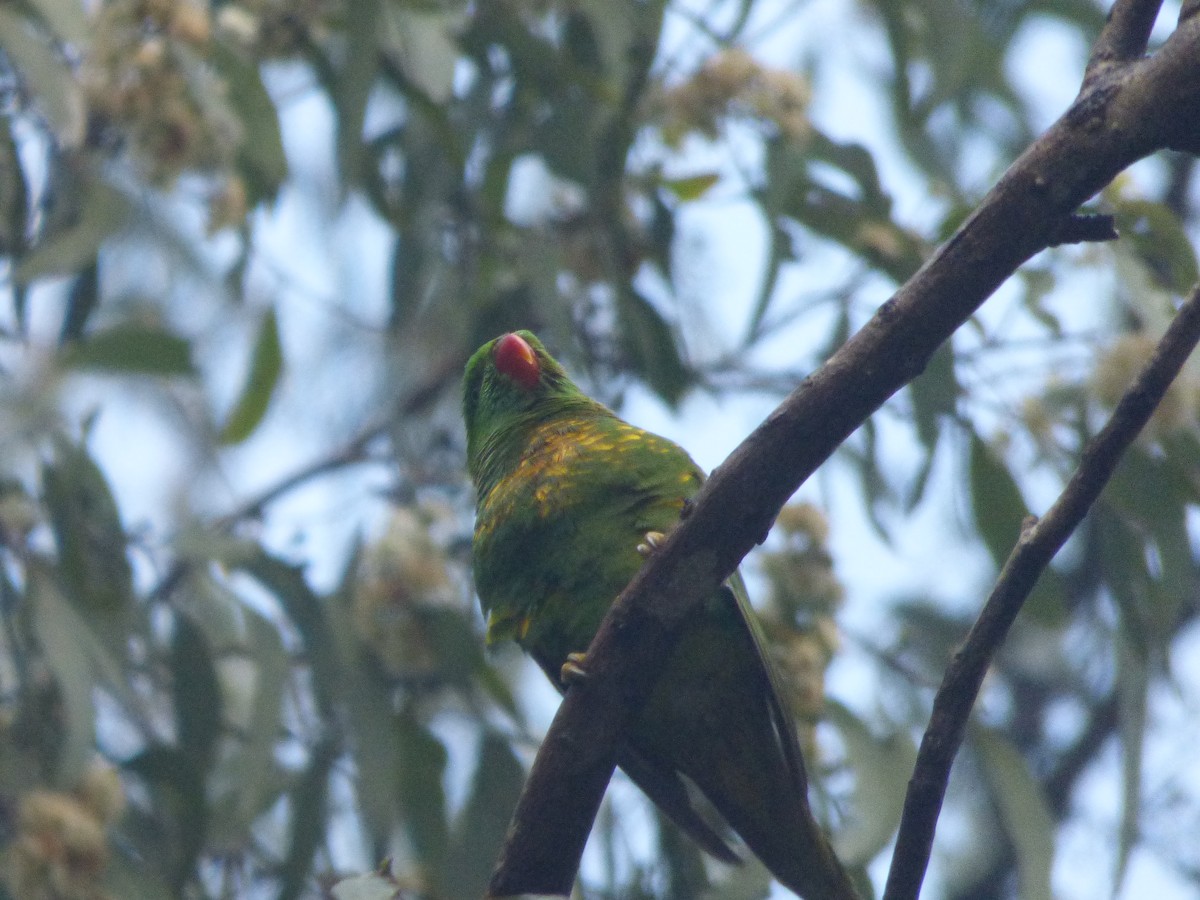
[464, 331, 854, 899]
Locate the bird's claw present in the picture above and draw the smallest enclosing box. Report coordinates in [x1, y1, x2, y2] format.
[637, 530, 666, 557]
[561, 652, 588, 685]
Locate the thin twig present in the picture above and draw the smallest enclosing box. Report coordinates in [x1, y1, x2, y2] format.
[1047, 212, 1119, 246]
[214, 421, 386, 529]
[144, 353, 462, 606]
[882, 283, 1200, 900]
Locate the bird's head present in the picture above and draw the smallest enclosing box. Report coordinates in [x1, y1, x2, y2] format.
[463, 331, 584, 482]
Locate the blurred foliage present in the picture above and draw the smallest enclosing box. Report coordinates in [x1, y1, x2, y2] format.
[0, 0, 1195, 898]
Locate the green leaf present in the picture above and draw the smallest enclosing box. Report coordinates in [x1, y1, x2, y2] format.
[968, 432, 1028, 568]
[103, 854, 175, 900]
[909, 344, 957, 453]
[170, 612, 222, 770]
[0, 114, 28, 258]
[764, 133, 924, 283]
[397, 708, 449, 878]
[59, 260, 100, 344]
[577, 0, 647, 85]
[1113, 636, 1148, 896]
[1095, 510, 1154, 651]
[973, 727, 1054, 900]
[27, 557, 144, 720]
[219, 307, 283, 444]
[239, 552, 339, 718]
[968, 432, 1065, 624]
[213, 41, 288, 204]
[335, 0, 384, 186]
[646, 189, 676, 282]
[27, 568, 96, 786]
[42, 438, 133, 616]
[1018, 267, 1064, 335]
[823, 701, 916, 867]
[25, 0, 91, 48]
[661, 172, 721, 202]
[123, 745, 208, 889]
[176, 571, 245, 650]
[17, 175, 129, 283]
[443, 734, 526, 898]
[327, 583, 404, 843]
[172, 524, 264, 569]
[387, 233, 426, 330]
[1105, 449, 1195, 643]
[331, 870, 404, 900]
[744, 221, 790, 346]
[380, 5, 461, 104]
[62, 322, 196, 376]
[618, 290, 690, 405]
[845, 418, 894, 544]
[0, 6, 84, 145]
[1113, 199, 1199, 294]
[278, 738, 337, 900]
[808, 131, 889, 212]
[205, 603, 291, 848]
[230, 609, 290, 828]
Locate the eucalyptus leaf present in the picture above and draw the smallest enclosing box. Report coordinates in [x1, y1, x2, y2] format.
[908, 343, 958, 455]
[397, 708, 449, 878]
[0, 6, 84, 145]
[618, 290, 690, 405]
[239, 551, 339, 717]
[59, 261, 99, 344]
[335, 0, 384, 187]
[327, 584, 403, 844]
[1113, 637, 1148, 896]
[63, 323, 196, 376]
[42, 437, 134, 616]
[1113, 199, 1200, 294]
[0, 115, 28, 258]
[973, 727, 1054, 900]
[661, 172, 721, 203]
[331, 871, 404, 900]
[27, 568, 96, 787]
[26, 561, 144, 726]
[170, 612, 222, 770]
[968, 432, 1068, 623]
[123, 745, 209, 889]
[25, 0, 91, 48]
[278, 739, 337, 900]
[16, 176, 129, 283]
[213, 42, 289, 204]
[381, 5, 462, 104]
[228, 609, 290, 831]
[219, 307, 283, 444]
[443, 734, 525, 899]
[824, 701, 916, 867]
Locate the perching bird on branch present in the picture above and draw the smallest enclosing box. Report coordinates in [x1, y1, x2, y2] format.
[463, 330, 854, 899]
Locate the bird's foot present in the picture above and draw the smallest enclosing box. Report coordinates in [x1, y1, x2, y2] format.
[560, 652, 588, 686]
[637, 530, 667, 557]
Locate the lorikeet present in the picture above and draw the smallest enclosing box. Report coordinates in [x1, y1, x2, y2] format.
[464, 331, 854, 899]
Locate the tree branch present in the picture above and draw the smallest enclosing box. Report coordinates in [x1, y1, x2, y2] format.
[1087, 0, 1162, 79]
[1047, 212, 1119, 246]
[882, 282, 1200, 900]
[487, 7, 1200, 896]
